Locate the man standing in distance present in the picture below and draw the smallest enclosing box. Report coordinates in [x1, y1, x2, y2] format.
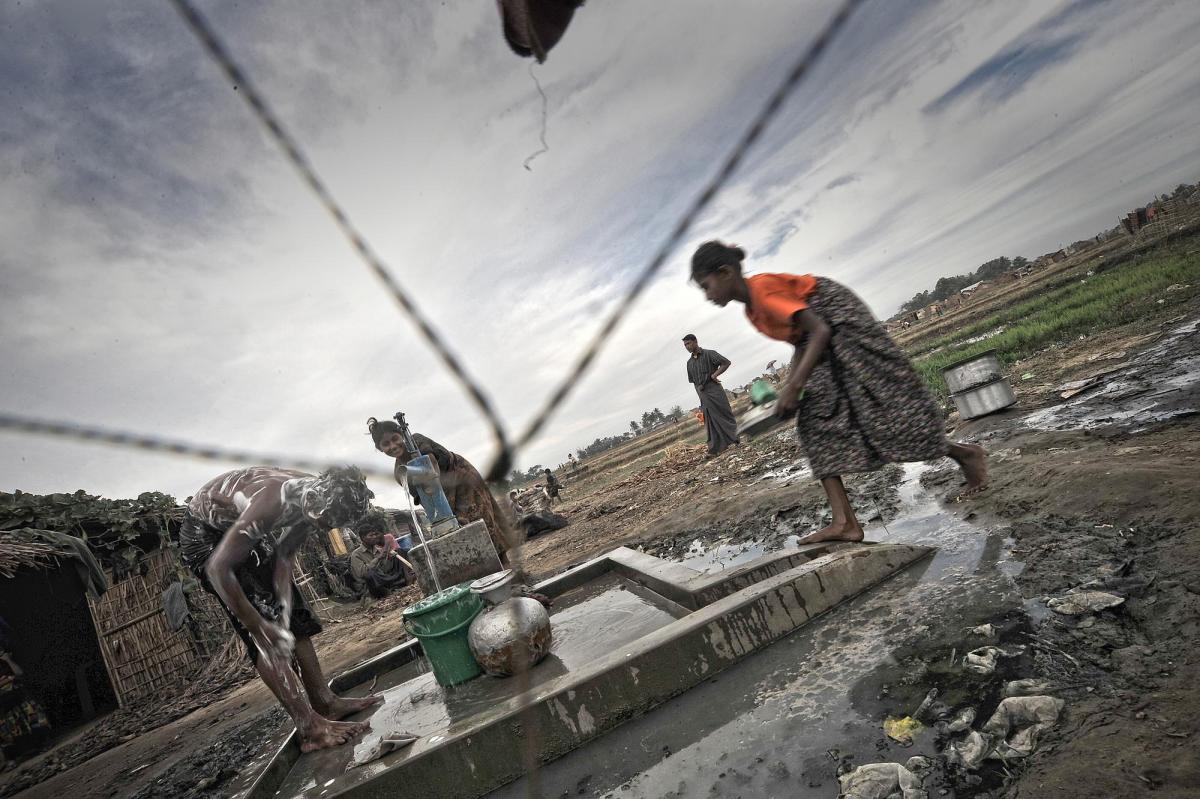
[683, 334, 740, 457]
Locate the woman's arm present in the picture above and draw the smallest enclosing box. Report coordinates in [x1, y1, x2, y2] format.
[776, 309, 831, 416]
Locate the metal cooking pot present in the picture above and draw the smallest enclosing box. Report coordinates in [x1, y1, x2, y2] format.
[942, 350, 1003, 394]
[950, 377, 1017, 420]
[467, 570, 552, 677]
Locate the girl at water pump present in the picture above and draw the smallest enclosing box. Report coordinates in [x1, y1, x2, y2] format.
[689, 241, 988, 544]
[367, 417, 519, 563]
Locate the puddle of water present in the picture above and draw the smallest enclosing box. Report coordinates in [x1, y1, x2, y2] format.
[493, 463, 1030, 799]
[674, 534, 801, 573]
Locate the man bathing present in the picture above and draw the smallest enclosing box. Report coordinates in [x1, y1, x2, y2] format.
[180, 466, 387, 751]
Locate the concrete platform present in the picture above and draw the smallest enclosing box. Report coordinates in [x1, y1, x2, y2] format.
[246, 541, 932, 799]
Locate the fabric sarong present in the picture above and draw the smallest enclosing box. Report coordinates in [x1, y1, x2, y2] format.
[696, 380, 739, 455]
[795, 277, 948, 478]
[687, 348, 740, 455]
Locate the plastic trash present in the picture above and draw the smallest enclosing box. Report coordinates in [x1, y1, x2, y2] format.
[350, 732, 419, 768]
[883, 716, 924, 746]
[838, 757, 930, 799]
[1004, 678, 1055, 697]
[969, 623, 996, 638]
[1047, 591, 1125, 615]
[963, 645, 1023, 675]
[983, 696, 1064, 760]
[947, 730, 991, 770]
[945, 707, 976, 733]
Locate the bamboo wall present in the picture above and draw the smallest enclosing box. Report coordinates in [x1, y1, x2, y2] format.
[86, 548, 231, 707]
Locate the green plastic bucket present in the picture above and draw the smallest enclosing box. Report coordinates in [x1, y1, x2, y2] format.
[402, 582, 485, 686]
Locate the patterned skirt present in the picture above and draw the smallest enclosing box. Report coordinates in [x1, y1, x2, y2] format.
[443, 463, 520, 554]
[796, 277, 948, 478]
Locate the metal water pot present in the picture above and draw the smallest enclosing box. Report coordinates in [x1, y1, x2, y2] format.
[467, 570, 552, 677]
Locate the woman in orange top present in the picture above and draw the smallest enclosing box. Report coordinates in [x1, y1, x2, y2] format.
[690, 241, 987, 544]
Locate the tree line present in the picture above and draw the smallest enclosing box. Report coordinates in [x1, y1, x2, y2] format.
[899, 255, 1028, 314]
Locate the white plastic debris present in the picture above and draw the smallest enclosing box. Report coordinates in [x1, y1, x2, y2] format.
[349, 732, 419, 768]
[944, 696, 1064, 769]
[945, 707, 976, 733]
[983, 696, 1064, 760]
[838, 757, 930, 799]
[963, 645, 1025, 675]
[969, 623, 996, 639]
[1047, 591, 1125, 615]
[947, 730, 991, 770]
[1004, 678, 1055, 697]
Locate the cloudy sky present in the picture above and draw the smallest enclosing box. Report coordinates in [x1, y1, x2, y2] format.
[2, 0, 1198, 508]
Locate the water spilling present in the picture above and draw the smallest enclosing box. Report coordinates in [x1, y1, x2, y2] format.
[493, 463, 1032, 798]
[402, 473, 442, 594]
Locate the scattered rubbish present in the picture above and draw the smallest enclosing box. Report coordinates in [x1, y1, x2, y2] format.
[963, 645, 1023, 675]
[911, 688, 939, 720]
[1004, 678, 1055, 697]
[983, 696, 1064, 760]
[838, 757, 930, 799]
[969, 623, 996, 639]
[945, 707, 976, 733]
[883, 716, 924, 746]
[349, 733, 419, 768]
[1047, 591, 1125, 616]
[947, 730, 991, 770]
[1020, 372, 1034, 380]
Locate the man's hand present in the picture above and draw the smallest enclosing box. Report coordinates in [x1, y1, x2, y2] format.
[775, 383, 804, 418]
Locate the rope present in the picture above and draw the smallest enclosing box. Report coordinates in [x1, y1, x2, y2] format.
[3, 0, 865, 485]
[501, 0, 867, 477]
[0, 414, 394, 480]
[167, 0, 512, 470]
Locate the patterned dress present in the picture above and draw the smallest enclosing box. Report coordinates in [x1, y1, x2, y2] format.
[746, 274, 948, 479]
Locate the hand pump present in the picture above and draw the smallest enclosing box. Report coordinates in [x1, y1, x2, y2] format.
[393, 412, 460, 534]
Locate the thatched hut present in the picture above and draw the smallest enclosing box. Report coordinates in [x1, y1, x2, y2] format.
[0, 490, 234, 712]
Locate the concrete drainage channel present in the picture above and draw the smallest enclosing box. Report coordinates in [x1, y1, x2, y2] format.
[243, 541, 931, 799]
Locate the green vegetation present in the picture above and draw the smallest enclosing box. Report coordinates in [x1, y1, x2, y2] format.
[912, 241, 1200, 396]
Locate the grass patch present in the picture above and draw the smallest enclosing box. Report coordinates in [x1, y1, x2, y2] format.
[913, 243, 1200, 397]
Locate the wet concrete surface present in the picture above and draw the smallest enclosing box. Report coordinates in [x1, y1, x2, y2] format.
[272, 574, 684, 797]
[490, 466, 1026, 798]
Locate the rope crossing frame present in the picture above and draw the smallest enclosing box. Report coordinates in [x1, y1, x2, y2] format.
[2, 0, 867, 484]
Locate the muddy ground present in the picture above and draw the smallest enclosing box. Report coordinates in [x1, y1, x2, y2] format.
[3, 291, 1197, 798]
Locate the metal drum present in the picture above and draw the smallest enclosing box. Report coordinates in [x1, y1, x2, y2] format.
[942, 350, 1003, 394]
[950, 377, 1017, 420]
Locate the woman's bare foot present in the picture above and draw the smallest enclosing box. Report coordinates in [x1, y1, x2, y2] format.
[299, 717, 371, 752]
[318, 693, 383, 721]
[797, 520, 865, 545]
[951, 443, 989, 491]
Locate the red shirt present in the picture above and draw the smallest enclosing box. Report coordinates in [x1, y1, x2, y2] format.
[745, 273, 818, 342]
